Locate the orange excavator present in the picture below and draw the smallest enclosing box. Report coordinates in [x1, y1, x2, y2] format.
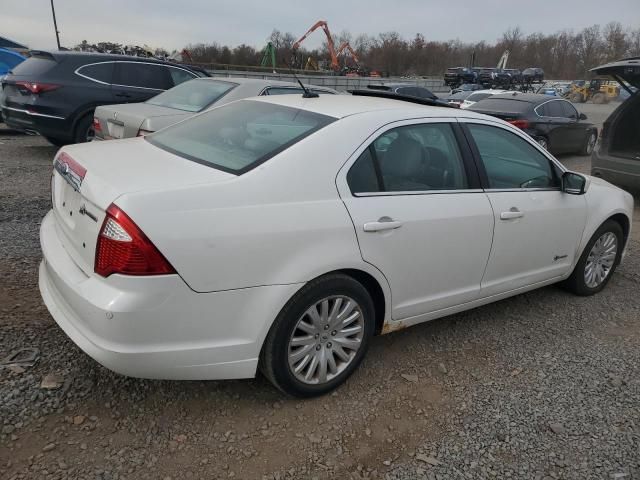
[291, 20, 340, 71]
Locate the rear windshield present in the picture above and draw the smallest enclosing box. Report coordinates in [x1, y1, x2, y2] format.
[146, 79, 236, 112]
[469, 98, 531, 113]
[10, 55, 57, 76]
[147, 100, 335, 174]
[467, 92, 492, 102]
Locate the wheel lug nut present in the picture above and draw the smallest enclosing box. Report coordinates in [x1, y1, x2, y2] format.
[331, 330, 337, 336]
[316, 345, 321, 350]
[326, 342, 332, 348]
[324, 325, 329, 330]
[314, 333, 320, 339]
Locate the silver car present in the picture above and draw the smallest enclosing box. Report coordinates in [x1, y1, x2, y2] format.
[93, 77, 337, 140]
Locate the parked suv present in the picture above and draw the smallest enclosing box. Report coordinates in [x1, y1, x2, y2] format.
[590, 57, 640, 191]
[0, 51, 206, 145]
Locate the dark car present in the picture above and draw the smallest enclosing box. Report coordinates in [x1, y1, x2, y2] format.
[522, 67, 545, 83]
[0, 51, 207, 145]
[366, 83, 438, 100]
[468, 92, 598, 156]
[444, 67, 477, 87]
[590, 57, 640, 190]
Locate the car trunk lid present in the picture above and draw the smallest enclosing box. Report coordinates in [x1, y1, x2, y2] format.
[50, 138, 234, 276]
[591, 58, 640, 91]
[94, 103, 186, 139]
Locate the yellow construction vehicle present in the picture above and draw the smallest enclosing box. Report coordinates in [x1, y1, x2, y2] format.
[567, 78, 620, 104]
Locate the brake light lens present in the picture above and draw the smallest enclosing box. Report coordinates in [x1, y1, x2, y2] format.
[137, 129, 153, 137]
[508, 119, 530, 129]
[15, 81, 61, 94]
[92, 117, 102, 133]
[95, 204, 175, 277]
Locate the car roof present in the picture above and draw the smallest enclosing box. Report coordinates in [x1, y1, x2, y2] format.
[196, 77, 336, 91]
[248, 93, 491, 121]
[30, 50, 194, 68]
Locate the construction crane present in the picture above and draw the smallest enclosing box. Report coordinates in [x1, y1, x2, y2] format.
[260, 42, 277, 71]
[496, 50, 510, 70]
[291, 20, 339, 71]
[336, 42, 360, 65]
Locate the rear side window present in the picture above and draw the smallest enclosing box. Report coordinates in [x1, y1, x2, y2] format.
[77, 62, 114, 84]
[544, 101, 564, 117]
[467, 124, 559, 189]
[114, 62, 172, 90]
[168, 67, 196, 87]
[148, 100, 335, 174]
[10, 55, 57, 76]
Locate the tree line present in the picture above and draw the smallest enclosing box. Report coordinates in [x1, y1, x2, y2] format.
[75, 22, 640, 79]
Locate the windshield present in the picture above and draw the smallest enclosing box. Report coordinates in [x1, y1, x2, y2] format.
[148, 100, 335, 174]
[146, 79, 236, 112]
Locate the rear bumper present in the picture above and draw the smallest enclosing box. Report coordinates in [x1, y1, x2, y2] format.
[38, 210, 301, 380]
[1, 105, 69, 139]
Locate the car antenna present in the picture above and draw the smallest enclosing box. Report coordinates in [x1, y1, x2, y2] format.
[283, 57, 319, 98]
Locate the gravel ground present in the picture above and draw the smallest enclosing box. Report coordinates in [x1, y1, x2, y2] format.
[1, 102, 639, 480]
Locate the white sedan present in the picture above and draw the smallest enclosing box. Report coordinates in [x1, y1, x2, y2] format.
[39, 92, 633, 397]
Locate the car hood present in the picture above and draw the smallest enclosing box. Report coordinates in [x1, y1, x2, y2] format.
[591, 58, 640, 90]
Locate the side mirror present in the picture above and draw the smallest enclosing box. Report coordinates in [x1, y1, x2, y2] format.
[562, 171, 587, 195]
[579, 113, 588, 120]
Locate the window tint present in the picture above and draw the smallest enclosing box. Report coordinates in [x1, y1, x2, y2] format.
[148, 100, 335, 174]
[114, 62, 172, 90]
[146, 79, 236, 112]
[77, 62, 114, 83]
[467, 124, 559, 189]
[168, 67, 196, 87]
[545, 100, 564, 117]
[347, 123, 468, 193]
[559, 100, 578, 119]
[347, 148, 380, 193]
[397, 86, 435, 99]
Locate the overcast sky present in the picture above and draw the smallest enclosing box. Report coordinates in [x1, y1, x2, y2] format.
[2, 0, 639, 51]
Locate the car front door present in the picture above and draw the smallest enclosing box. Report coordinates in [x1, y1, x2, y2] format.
[112, 62, 172, 103]
[337, 120, 495, 320]
[462, 121, 587, 297]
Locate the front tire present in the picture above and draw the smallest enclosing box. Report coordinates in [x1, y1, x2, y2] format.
[562, 220, 623, 296]
[260, 274, 375, 397]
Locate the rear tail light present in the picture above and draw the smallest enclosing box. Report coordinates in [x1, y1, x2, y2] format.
[95, 204, 175, 277]
[15, 81, 61, 94]
[92, 117, 102, 133]
[137, 129, 153, 137]
[508, 119, 530, 129]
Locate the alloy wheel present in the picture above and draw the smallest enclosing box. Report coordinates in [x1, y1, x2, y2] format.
[584, 232, 617, 288]
[288, 295, 364, 385]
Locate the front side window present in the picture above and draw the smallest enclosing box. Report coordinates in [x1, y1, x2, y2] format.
[114, 63, 172, 90]
[146, 79, 236, 112]
[347, 123, 468, 194]
[467, 124, 560, 189]
[148, 100, 335, 174]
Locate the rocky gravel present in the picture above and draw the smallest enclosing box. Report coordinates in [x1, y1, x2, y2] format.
[1, 106, 639, 480]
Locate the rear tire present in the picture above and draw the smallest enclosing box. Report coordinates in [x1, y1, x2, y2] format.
[569, 93, 584, 103]
[580, 131, 597, 156]
[259, 274, 375, 398]
[73, 113, 95, 144]
[592, 93, 605, 104]
[561, 220, 623, 296]
[43, 136, 68, 147]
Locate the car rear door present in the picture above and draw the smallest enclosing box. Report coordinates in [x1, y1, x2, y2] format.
[337, 119, 494, 320]
[112, 61, 172, 103]
[461, 120, 587, 297]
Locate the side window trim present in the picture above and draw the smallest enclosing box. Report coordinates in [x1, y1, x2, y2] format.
[345, 119, 481, 197]
[74, 61, 115, 85]
[534, 99, 569, 119]
[459, 119, 566, 192]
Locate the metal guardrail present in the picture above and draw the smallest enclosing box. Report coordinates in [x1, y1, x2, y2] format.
[205, 69, 449, 93]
